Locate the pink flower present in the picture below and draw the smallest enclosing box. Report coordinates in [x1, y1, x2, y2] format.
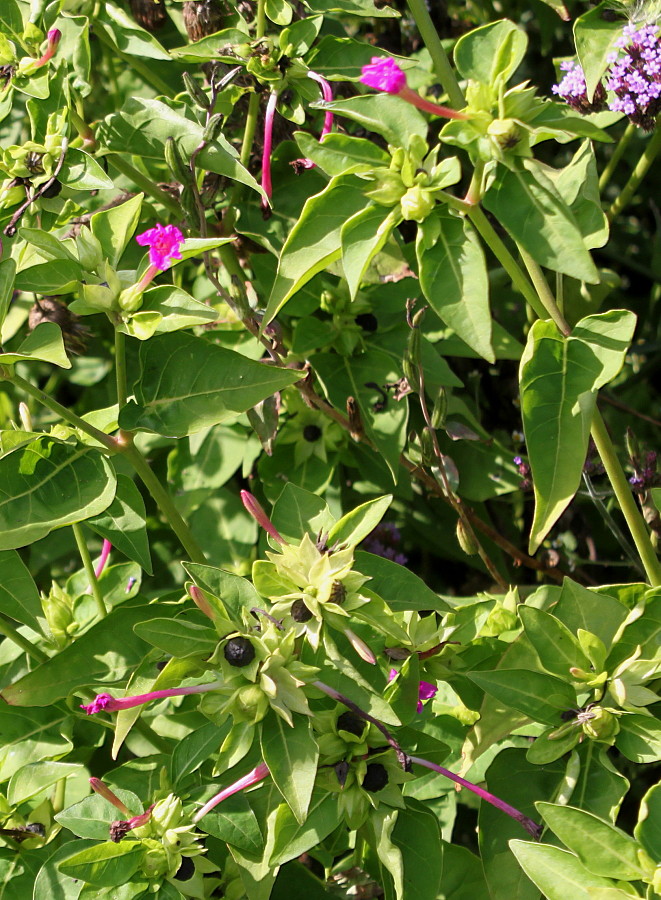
[94, 539, 112, 579]
[361, 57, 407, 94]
[388, 669, 438, 712]
[261, 92, 279, 212]
[192, 763, 270, 823]
[240, 490, 286, 544]
[135, 223, 184, 271]
[81, 681, 223, 715]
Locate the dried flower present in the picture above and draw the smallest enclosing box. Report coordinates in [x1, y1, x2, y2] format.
[81, 681, 223, 715]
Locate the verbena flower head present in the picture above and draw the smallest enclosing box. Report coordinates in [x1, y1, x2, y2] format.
[135, 223, 184, 271]
[606, 23, 661, 130]
[552, 60, 607, 113]
[361, 57, 407, 94]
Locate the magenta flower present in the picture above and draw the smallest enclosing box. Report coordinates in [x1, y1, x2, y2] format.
[81, 681, 223, 715]
[35, 29, 61, 68]
[361, 57, 407, 94]
[240, 490, 286, 544]
[135, 223, 185, 271]
[388, 668, 438, 712]
[360, 55, 467, 120]
[192, 763, 270, 823]
[94, 539, 112, 579]
[261, 92, 279, 212]
[291, 72, 335, 173]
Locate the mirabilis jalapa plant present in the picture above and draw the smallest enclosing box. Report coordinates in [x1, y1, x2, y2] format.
[3, 0, 661, 897]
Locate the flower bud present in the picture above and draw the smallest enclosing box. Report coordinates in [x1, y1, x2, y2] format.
[233, 683, 269, 724]
[140, 840, 171, 879]
[487, 117, 521, 149]
[582, 707, 619, 743]
[456, 519, 479, 556]
[365, 172, 406, 206]
[400, 185, 435, 222]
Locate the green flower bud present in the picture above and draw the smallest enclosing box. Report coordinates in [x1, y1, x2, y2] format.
[456, 519, 479, 556]
[232, 683, 269, 724]
[140, 839, 171, 879]
[400, 185, 434, 222]
[487, 117, 521, 149]
[365, 172, 406, 206]
[583, 707, 620, 743]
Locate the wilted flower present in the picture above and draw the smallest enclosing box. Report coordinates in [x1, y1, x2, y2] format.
[81, 681, 223, 715]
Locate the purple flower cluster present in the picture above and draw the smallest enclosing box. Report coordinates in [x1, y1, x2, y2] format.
[629, 450, 659, 491]
[363, 522, 408, 566]
[513, 455, 532, 491]
[553, 23, 661, 130]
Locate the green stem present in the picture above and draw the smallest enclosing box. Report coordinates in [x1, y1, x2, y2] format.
[405, 0, 465, 109]
[94, 24, 174, 97]
[52, 778, 66, 815]
[3, 369, 117, 451]
[590, 412, 661, 586]
[464, 206, 549, 321]
[115, 330, 128, 409]
[608, 121, 661, 220]
[599, 121, 637, 193]
[122, 442, 207, 564]
[0, 614, 47, 663]
[107, 156, 182, 219]
[73, 523, 108, 619]
[518, 247, 569, 335]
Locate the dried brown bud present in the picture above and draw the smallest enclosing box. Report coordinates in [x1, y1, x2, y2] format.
[183, 0, 226, 42]
[129, 0, 168, 31]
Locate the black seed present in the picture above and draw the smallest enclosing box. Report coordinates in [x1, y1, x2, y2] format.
[291, 599, 313, 622]
[362, 762, 389, 793]
[329, 580, 346, 604]
[303, 424, 322, 442]
[41, 179, 62, 198]
[334, 760, 349, 787]
[175, 856, 196, 881]
[337, 711, 364, 737]
[355, 313, 378, 332]
[223, 637, 255, 667]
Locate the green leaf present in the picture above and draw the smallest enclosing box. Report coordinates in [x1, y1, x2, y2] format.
[0, 437, 116, 551]
[8, 760, 82, 806]
[270, 789, 342, 866]
[390, 798, 443, 900]
[271, 483, 333, 545]
[0, 322, 71, 368]
[483, 160, 599, 284]
[467, 669, 576, 725]
[509, 841, 617, 900]
[91, 193, 144, 268]
[543, 141, 608, 250]
[306, 0, 398, 15]
[170, 721, 225, 787]
[18, 228, 80, 264]
[97, 1, 170, 59]
[0, 549, 44, 632]
[264, 175, 369, 324]
[260, 710, 319, 824]
[294, 132, 390, 177]
[58, 841, 143, 888]
[34, 840, 101, 900]
[55, 789, 142, 840]
[553, 579, 628, 650]
[14, 258, 82, 294]
[133, 617, 219, 658]
[313, 348, 408, 479]
[307, 36, 409, 79]
[439, 842, 491, 900]
[519, 606, 591, 679]
[454, 19, 528, 84]
[317, 94, 427, 147]
[120, 286, 218, 340]
[519, 311, 636, 552]
[265, 0, 292, 25]
[59, 148, 114, 190]
[354, 551, 449, 612]
[1, 602, 168, 706]
[635, 782, 661, 861]
[182, 562, 262, 624]
[616, 714, 661, 763]
[86, 474, 152, 574]
[0, 258, 16, 329]
[98, 98, 263, 195]
[574, 3, 623, 102]
[200, 792, 264, 856]
[119, 332, 301, 437]
[328, 495, 392, 548]
[0, 705, 72, 782]
[279, 16, 322, 55]
[341, 205, 400, 300]
[417, 210, 494, 362]
[536, 802, 649, 880]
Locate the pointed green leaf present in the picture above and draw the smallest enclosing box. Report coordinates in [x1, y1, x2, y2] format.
[455, 19, 528, 84]
[133, 617, 219, 658]
[58, 840, 143, 888]
[0, 549, 44, 633]
[510, 841, 617, 900]
[86, 474, 152, 574]
[355, 551, 450, 612]
[0, 322, 70, 368]
[342, 205, 400, 300]
[519, 606, 591, 678]
[294, 132, 390, 177]
[260, 710, 319, 824]
[271, 483, 333, 545]
[59, 148, 114, 190]
[467, 669, 576, 725]
[55, 789, 142, 840]
[328, 495, 392, 549]
[91, 193, 144, 268]
[200, 793, 264, 856]
[574, 3, 623, 102]
[0, 258, 16, 329]
[635, 783, 661, 861]
[270, 789, 343, 866]
[317, 94, 427, 147]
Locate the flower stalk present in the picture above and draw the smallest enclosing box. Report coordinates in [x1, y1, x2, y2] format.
[192, 763, 270, 823]
[81, 681, 224, 715]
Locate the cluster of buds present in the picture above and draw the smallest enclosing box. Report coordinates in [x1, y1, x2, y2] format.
[553, 22, 661, 130]
[629, 449, 659, 492]
[513, 455, 532, 491]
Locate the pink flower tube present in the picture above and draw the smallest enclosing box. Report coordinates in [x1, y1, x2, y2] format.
[240, 490, 286, 544]
[192, 763, 270, 823]
[261, 92, 279, 211]
[360, 56, 467, 119]
[81, 681, 223, 715]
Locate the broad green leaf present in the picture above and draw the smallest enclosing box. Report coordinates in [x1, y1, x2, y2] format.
[519, 311, 636, 552]
[133, 617, 219, 658]
[270, 789, 342, 865]
[417, 210, 493, 362]
[390, 798, 443, 900]
[97, 2, 169, 59]
[483, 160, 599, 283]
[574, 3, 623, 102]
[635, 782, 661, 861]
[536, 802, 650, 880]
[553, 579, 628, 650]
[182, 562, 262, 624]
[120, 285, 219, 340]
[294, 132, 390, 176]
[316, 94, 427, 147]
[307, 36, 411, 79]
[33, 840, 100, 900]
[86, 474, 152, 574]
[606, 595, 661, 670]
[306, 0, 398, 15]
[616, 715, 661, 763]
[90, 193, 143, 267]
[98, 98, 263, 195]
[0, 322, 70, 368]
[119, 332, 301, 437]
[170, 721, 225, 786]
[200, 792, 264, 856]
[0, 705, 72, 782]
[14, 259, 82, 294]
[1, 602, 168, 706]
[439, 842, 491, 900]
[313, 348, 408, 479]
[260, 710, 319, 824]
[519, 606, 591, 679]
[271, 862, 337, 899]
[354, 551, 450, 612]
[467, 669, 576, 725]
[543, 141, 608, 250]
[342, 205, 400, 300]
[0, 549, 44, 632]
[328, 495, 392, 549]
[266, 0, 292, 25]
[58, 841, 143, 888]
[59, 148, 114, 190]
[54, 789, 142, 840]
[510, 841, 618, 900]
[0, 258, 15, 329]
[454, 19, 528, 84]
[271, 483, 333, 545]
[8, 761, 82, 806]
[0, 437, 116, 550]
[18, 228, 79, 264]
[279, 15, 323, 55]
[264, 175, 369, 323]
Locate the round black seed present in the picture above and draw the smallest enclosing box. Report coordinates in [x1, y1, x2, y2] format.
[41, 179, 62, 198]
[329, 580, 346, 604]
[291, 598, 313, 622]
[223, 637, 255, 667]
[355, 313, 378, 332]
[303, 424, 322, 442]
[337, 711, 365, 737]
[362, 762, 389, 793]
[174, 856, 195, 881]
